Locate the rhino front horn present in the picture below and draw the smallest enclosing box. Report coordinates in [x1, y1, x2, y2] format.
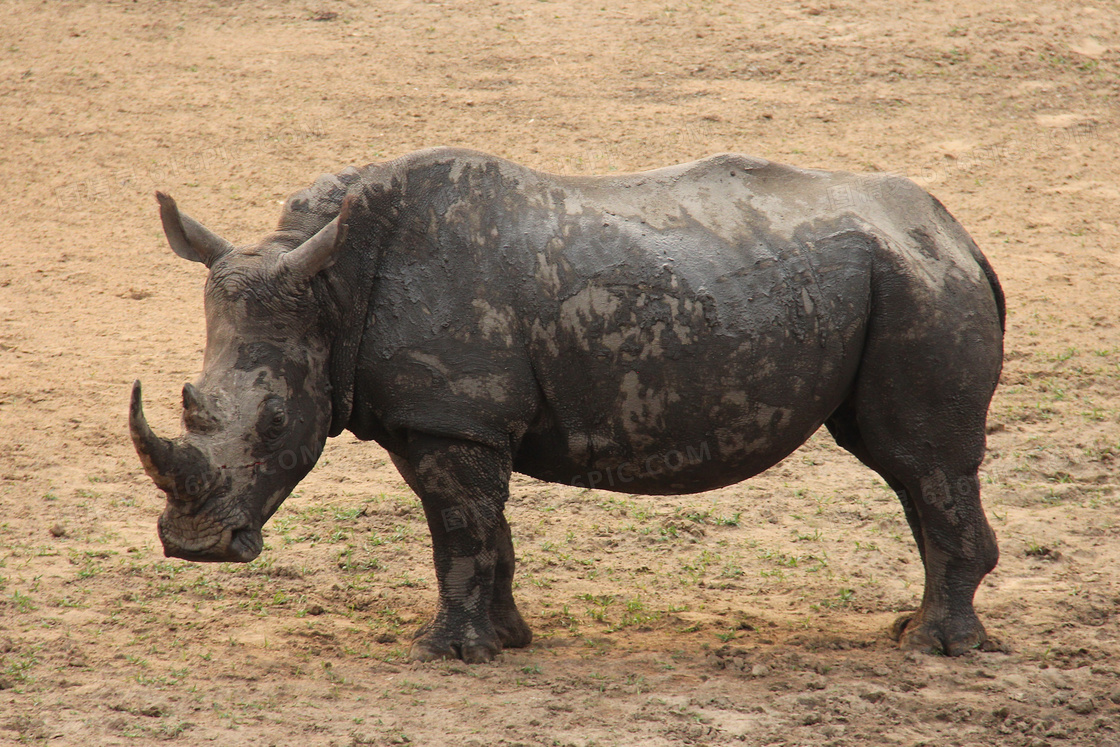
[129, 380, 215, 503]
[130, 380, 179, 492]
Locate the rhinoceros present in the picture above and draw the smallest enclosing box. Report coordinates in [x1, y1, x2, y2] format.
[130, 147, 1004, 662]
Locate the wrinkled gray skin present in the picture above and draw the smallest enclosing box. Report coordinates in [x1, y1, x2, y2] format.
[131, 147, 1005, 663]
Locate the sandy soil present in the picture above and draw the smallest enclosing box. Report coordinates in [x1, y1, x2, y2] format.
[1, 0, 1119, 744]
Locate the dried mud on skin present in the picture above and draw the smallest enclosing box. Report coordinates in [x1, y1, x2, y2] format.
[0, 0, 1118, 745]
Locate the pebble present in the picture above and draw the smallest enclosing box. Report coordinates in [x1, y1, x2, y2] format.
[1068, 696, 1095, 715]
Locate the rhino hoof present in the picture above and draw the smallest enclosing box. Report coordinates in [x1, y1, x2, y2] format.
[888, 613, 916, 644]
[890, 612, 988, 657]
[491, 607, 533, 649]
[409, 630, 502, 664]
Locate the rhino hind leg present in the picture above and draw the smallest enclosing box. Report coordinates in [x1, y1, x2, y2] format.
[826, 299, 1002, 656]
[827, 410, 998, 656]
[391, 440, 530, 663]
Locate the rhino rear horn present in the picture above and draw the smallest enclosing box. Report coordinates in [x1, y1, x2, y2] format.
[156, 191, 234, 267]
[277, 193, 352, 282]
[182, 382, 220, 431]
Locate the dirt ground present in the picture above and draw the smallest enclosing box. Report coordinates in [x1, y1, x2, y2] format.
[1, 0, 1118, 744]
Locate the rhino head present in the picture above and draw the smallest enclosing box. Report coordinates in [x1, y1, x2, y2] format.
[130, 191, 351, 562]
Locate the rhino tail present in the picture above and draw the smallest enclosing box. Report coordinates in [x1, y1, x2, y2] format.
[971, 246, 1006, 335]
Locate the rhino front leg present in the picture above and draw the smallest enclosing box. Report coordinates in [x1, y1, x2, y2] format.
[489, 511, 533, 648]
[393, 436, 530, 663]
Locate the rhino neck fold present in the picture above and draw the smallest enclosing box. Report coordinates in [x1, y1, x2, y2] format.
[320, 231, 381, 438]
[288, 163, 401, 437]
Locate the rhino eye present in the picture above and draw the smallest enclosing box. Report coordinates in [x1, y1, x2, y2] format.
[258, 398, 288, 441]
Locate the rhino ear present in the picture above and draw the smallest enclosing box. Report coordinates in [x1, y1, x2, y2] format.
[277, 193, 352, 282]
[156, 191, 234, 267]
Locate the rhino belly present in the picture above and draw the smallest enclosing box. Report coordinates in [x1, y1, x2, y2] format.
[515, 282, 868, 495]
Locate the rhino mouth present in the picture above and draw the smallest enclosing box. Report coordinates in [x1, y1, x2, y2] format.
[158, 511, 263, 563]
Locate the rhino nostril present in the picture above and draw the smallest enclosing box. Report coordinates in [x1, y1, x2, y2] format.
[229, 526, 263, 561]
